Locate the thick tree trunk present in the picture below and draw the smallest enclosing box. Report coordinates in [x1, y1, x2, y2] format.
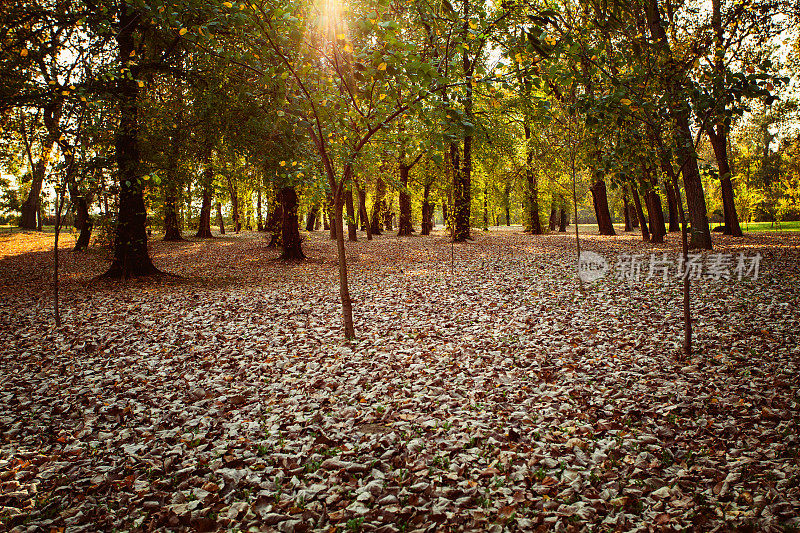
[397, 164, 413, 236]
[558, 208, 567, 232]
[196, 187, 213, 238]
[548, 202, 558, 231]
[370, 176, 386, 235]
[523, 124, 542, 234]
[709, 127, 743, 236]
[346, 187, 357, 242]
[645, 188, 666, 243]
[306, 205, 318, 231]
[630, 184, 650, 242]
[72, 195, 93, 251]
[279, 186, 305, 260]
[103, 4, 159, 278]
[590, 179, 616, 235]
[357, 188, 371, 240]
[216, 202, 225, 235]
[623, 193, 632, 231]
[163, 190, 182, 240]
[453, 138, 471, 241]
[384, 199, 394, 231]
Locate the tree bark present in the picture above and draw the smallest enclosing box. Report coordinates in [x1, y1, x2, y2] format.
[216, 202, 225, 235]
[227, 176, 240, 232]
[306, 205, 318, 231]
[163, 190, 182, 240]
[333, 183, 354, 338]
[709, 127, 743, 236]
[664, 180, 681, 232]
[103, 4, 160, 278]
[370, 176, 386, 235]
[279, 186, 305, 260]
[19, 102, 60, 230]
[630, 184, 650, 242]
[397, 164, 413, 236]
[558, 208, 567, 232]
[645, 0, 712, 249]
[523, 123, 542, 234]
[257, 184, 264, 231]
[72, 195, 93, 251]
[346, 186, 357, 242]
[266, 189, 282, 247]
[357, 187, 371, 240]
[590, 179, 616, 235]
[623, 193, 632, 231]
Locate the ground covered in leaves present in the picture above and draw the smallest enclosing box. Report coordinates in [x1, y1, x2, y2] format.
[1, 227, 799, 532]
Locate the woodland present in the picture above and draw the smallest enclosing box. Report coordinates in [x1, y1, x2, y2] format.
[1, 0, 800, 531]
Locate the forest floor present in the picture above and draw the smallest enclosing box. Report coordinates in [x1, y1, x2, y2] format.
[0, 227, 799, 532]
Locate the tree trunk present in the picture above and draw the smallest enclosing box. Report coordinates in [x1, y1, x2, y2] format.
[664, 180, 681, 232]
[421, 181, 432, 236]
[346, 186, 357, 242]
[383, 198, 393, 231]
[397, 164, 413, 236]
[623, 193, 632, 231]
[645, 188, 665, 243]
[73, 195, 93, 251]
[558, 208, 567, 232]
[227, 176, 240, 232]
[548, 202, 558, 231]
[279, 186, 305, 260]
[163, 190, 182, 241]
[645, 0, 712, 249]
[216, 202, 225, 235]
[482, 185, 488, 231]
[333, 184, 354, 338]
[266, 189, 282, 247]
[196, 186, 213, 238]
[709, 127, 743, 236]
[257, 184, 264, 231]
[523, 123, 542, 234]
[453, 138, 471, 241]
[306, 205, 318, 231]
[103, 4, 160, 278]
[357, 187, 372, 240]
[630, 184, 650, 242]
[20, 102, 60, 230]
[590, 179, 616, 235]
[370, 176, 386, 235]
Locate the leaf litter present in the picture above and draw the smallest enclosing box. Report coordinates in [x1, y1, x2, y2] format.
[0, 228, 798, 531]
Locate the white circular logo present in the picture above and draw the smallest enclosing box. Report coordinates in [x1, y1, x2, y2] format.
[579, 251, 608, 283]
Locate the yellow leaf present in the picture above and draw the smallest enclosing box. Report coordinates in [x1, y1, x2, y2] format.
[469, 21, 477, 29]
[129, 50, 136, 57]
[291, 161, 297, 166]
[378, 62, 386, 71]
[80, 96, 87, 102]
[223, 1, 233, 7]
[61, 90, 70, 96]
[280, 161, 286, 166]
[179, 27, 187, 35]
[20, 48, 28, 57]
[379, 93, 386, 100]
[620, 98, 632, 106]
[138, 80, 144, 87]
